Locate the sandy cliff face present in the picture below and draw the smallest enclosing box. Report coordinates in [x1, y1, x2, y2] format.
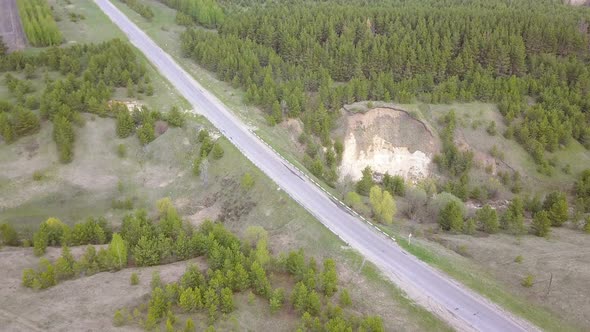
[339, 108, 440, 182]
[567, 0, 590, 5]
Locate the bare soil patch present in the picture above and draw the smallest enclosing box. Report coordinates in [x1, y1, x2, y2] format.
[0, 246, 204, 332]
[432, 228, 590, 328]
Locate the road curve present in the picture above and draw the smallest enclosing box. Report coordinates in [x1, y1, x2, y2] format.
[94, 1, 539, 331]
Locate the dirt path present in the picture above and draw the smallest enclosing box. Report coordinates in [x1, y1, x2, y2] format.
[0, 0, 27, 52]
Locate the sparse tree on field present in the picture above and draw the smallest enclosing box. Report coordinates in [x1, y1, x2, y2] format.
[130, 272, 139, 285]
[321, 259, 338, 297]
[167, 106, 185, 127]
[192, 156, 202, 176]
[439, 201, 464, 232]
[241, 172, 255, 190]
[211, 143, 224, 160]
[291, 282, 308, 314]
[0, 223, 19, 246]
[184, 318, 195, 332]
[113, 309, 125, 326]
[306, 290, 321, 316]
[501, 197, 525, 234]
[464, 218, 476, 235]
[356, 167, 374, 196]
[250, 261, 271, 298]
[543, 192, 568, 227]
[404, 187, 427, 219]
[269, 288, 285, 314]
[532, 210, 551, 237]
[339, 289, 352, 307]
[109, 233, 128, 269]
[380, 190, 396, 224]
[54, 245, 75, 280]
[147, 287, 169, 321]
[383, 173, 405, 196]
[116, 111, 135, 138]
[476, 204, 499, 234]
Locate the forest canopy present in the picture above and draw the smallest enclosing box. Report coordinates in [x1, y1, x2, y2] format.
[176, 0, 590, 173]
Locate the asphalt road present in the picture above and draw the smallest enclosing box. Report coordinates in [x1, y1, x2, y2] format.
[95, 1, 538, 330]
[0, 0, 26, 52]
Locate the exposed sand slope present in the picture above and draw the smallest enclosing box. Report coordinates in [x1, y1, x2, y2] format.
[339, 107, 440, 182]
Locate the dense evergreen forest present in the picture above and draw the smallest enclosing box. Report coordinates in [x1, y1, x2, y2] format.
[174, 0, 590, 177]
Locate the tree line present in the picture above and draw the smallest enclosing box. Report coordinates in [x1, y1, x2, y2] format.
[5, 198, 384, 331]
[158, 0, 225, 28]
[119, 0, 155, 20]
[16, 0, 62, 46]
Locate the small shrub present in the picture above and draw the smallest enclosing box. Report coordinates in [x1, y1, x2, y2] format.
[521, 275, 534, 288]
[32, 170, 44, 181]
[0, 223, 19, 246]
[339, 288, 352, 307]
[117, 144, 127, 158]
[486, 121, 497, 136]
[112, 198, 134, 210]
[464, 218, 476, 235]
[514, 255, 523, 263]
[150, 271, 162, 290]
[241, 173, 255, 190]
[211, 143, 224, 160]
[113, 309, 125, 327]
[130, 272, 139, 285]
[192, 156, 202, 176]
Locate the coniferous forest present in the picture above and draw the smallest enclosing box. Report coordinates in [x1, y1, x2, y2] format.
[175, 0, 590, 176]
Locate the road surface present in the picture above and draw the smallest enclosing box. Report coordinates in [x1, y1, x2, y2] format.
[94, 1, 539, 330]
[0, 0, 27, 52]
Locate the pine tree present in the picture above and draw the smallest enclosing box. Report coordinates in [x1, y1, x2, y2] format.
[439, 201, 464, 232]
[291, 282, 308, 314]
[339, 289, 352, 307]
[532, 210, 551, 237]
[109, 233, 128, 270]
[137, 121, 155, 145]
[116, 110, 135, 138]
[501, 197, 525, 234]
[211, 143, 224, 160]
[184, 318, 195, 332]
[356, 167, 374, 196]
[476, 205, 499, 234]
[130, 272, 139, 285]
[321, 259, 338, 297]
[250, 261, 271, 298]
[53, 115, 75, 163]
[543, 192, 568, 227]
[167, 106, 185, 127]
[113, 309, 125, 327]
[147, 287, 169, 321]
[269, 288, 284, 314]
[220, 287, 234, 313]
